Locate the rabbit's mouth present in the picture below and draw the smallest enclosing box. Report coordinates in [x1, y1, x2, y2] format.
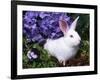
[78, 41, 82, 47]
[73, 40, 81, 47]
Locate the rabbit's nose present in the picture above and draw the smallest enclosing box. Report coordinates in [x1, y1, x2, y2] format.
[79, 38, 81, 41]
[78, 38, 81, 42]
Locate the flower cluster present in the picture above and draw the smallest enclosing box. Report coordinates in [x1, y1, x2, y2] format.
[23, 11, 72, 44]
[27, 48, 40, 61]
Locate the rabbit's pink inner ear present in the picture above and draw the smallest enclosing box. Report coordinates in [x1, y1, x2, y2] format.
[59, 20, 68, 34]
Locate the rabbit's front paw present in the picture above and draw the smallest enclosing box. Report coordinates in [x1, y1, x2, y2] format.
[59, 60, 66, 66]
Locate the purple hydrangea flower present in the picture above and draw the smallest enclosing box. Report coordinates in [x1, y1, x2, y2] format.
[23, 11, 72, 44]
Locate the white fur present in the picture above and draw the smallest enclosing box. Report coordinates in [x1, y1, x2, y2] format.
[44, 16, 81, 66]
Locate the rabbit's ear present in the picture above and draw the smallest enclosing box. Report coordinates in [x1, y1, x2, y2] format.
[59, 17, 69, 34]
[70, 16, 79, 30]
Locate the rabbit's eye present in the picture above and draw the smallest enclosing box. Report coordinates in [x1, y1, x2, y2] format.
[70, 35, 73, 38]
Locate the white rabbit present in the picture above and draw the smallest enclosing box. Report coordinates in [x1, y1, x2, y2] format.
[44, 16, 81, 66]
